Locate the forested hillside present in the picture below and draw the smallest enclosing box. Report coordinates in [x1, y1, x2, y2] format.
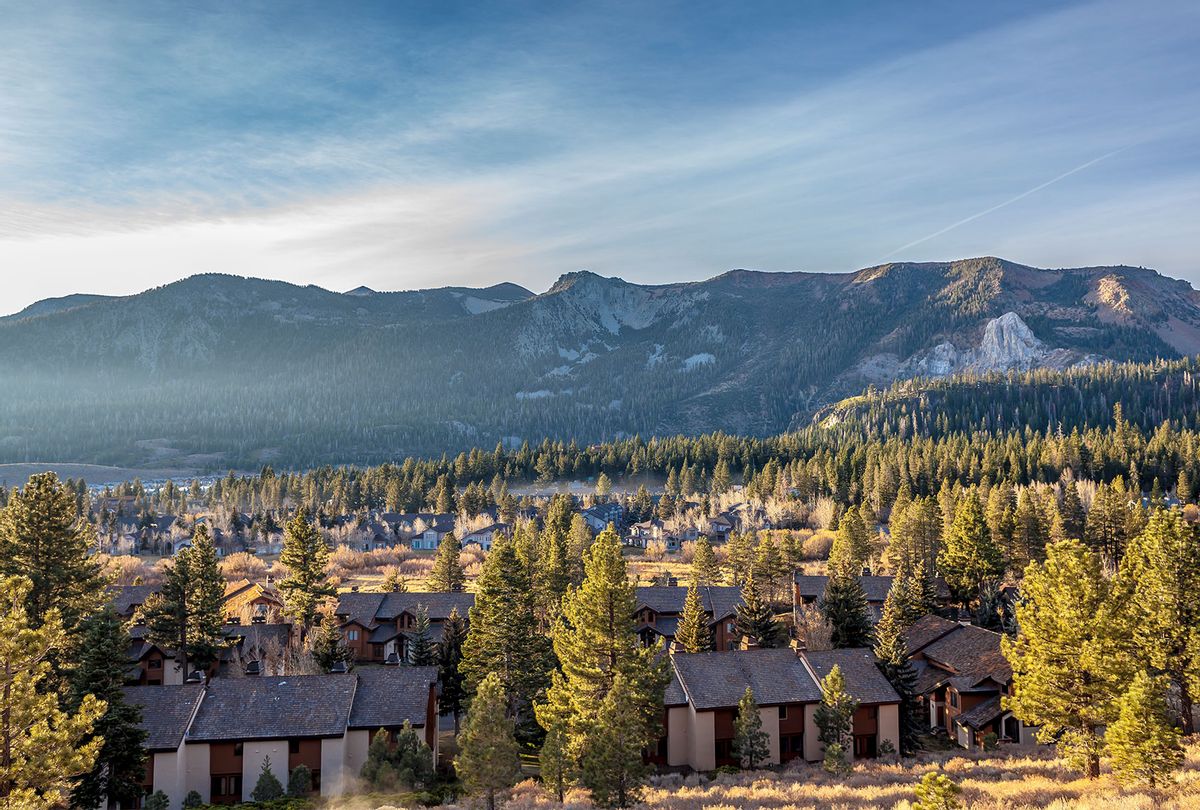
[1, 257, 1198, 469]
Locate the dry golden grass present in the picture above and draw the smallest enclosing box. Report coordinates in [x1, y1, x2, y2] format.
[493, 742, 1200, 810]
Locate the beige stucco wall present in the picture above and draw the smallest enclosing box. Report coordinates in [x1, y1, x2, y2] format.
[878, 704, 900, 754]
[688, 705, 716, 772]
[666, 707, 690, 767]
[184, 743, 211, 801]
[320, 735, 349, 796]
[242, 740, 289, 802]
[803, 704, 822, 763]
[151, 749, 186, 809]
[759, 707, 781, 766]
[343, 729, 372, 790]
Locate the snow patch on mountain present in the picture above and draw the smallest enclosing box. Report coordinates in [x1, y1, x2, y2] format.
[682, 353, 716, 371]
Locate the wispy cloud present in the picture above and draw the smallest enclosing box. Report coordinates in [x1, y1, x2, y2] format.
[0, 0, 1196, 312]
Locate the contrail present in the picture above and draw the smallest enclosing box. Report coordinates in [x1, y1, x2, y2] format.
[880, 147, 1127, 260]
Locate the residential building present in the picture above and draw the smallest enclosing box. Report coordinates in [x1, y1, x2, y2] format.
[905, 613, 1036, 748]
[633, 585, 742, 651]
[659, 647, 900, 771]
[460, 522, 509, 551]
[124, 666, 438, 806]
[582, 502, 624, 533]
[793, 574, 952, 623]
[335, 591, 474, 663]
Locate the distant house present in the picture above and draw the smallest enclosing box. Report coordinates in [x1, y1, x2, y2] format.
[109, 584, 159, 622]
[124, 666, 438, 806]
[582, 502, 624, 533]
[706, 514, 734, 543]
[793, 574, 953, 623]
[460, 522, 509, 551]
[658, 647, 900, 771]
[378, 513, 455, 551]
[222, 578, 284, 623]
[125, 623, 297, 685]
[626, 520, 698, 551]
[633, 585, 742, 651]
[905, 613, 1036, 748]
[334, 591, 474, 664]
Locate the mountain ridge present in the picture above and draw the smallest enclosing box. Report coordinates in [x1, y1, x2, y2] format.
[0, 257, 1196, 468]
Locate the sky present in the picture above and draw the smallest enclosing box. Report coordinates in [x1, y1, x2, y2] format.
[0, 0, 1198, 314]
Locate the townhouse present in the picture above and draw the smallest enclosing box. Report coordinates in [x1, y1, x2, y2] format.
[335, 591, 475, 663]
[659, 647, 900, 771]
[124, 666, 438, 806]
[581, 502, 625, 533]
[905, 613, 1036, 748]
[793, 574, 952, 623]
[633, 585, 742, 651]
[127, 622, 297, 685]
[460, 522, 509, 551]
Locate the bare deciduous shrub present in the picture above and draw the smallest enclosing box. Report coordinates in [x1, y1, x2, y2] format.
[796, 603, 833, 651]
[803, 529, 835, 561]
[810, 496, 837, 530]
[219, 551, 267, 582]
[99, 553, 155, 586]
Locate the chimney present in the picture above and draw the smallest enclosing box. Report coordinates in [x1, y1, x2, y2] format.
[384, 652, 401, 666]
[186, 670, 205, 684]
[330, 661, 349, 674]
[244, 659, 262, 677]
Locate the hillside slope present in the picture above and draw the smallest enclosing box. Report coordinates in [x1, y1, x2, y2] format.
[0, 258, 1196, 468]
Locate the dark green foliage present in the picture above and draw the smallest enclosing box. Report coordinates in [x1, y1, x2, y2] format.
[144, 791, 169, 810]
[734, 572, 782, 649]
[310, 612, 352, 672]
[251, 757, 285, 802]
[361, 724, 435, 791]
[69, 607, 147, 809]
[408, 604, 437, 666]
[287, 764, 313, 797]
[183, 790, 203, 808]
[438, 607, 468, 732]
[142, 524, 226, 675]
[821, 566, 873, 649]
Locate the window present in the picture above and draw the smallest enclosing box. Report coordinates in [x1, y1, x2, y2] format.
[210, 774, 242, 798]
[348, 629, 359, 641]
[148, 659, 162, 670]
[289, 739, 300, 754]
[310, 769, 321, 791]
[233, 743, 243, 757]
[949, 691, 959, 709]
[778, 705, 788, 720]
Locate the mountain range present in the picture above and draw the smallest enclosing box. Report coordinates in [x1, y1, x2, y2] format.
[1, 257, 1197, 470]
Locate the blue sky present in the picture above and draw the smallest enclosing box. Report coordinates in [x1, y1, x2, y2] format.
[0, 0, 1197, 312]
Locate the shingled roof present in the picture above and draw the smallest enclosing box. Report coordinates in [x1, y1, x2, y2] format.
[634, 585, 742, 619]
[334, 593, 387, 628]
[109, 584, 159, 616]
[376, 592, 475, 622]
[670, 649, 822, 710]
[794, 575, 952, 603]
[904, 613, 961, 656]
[348, 666, 438, 730]
[802, 648, 902, 706]
[122, 684, 204, 751]
[188, 674, 357, 741]
[957, 694, 1005, 730]
[920, 623, 1012, 687]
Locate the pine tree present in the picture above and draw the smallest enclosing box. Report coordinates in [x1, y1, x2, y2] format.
[821, 563, 873, 649]
[674, 577, 712, 653]
[1002, 540, 1121, 777]
[408, 604, 437, 666]
[287, 764, 313, 797]
[596, 472, 613, 498]
[913, 771, 962, 810]
[0, 576, 105, 809]
[691, 537, 721, 585]
[1105, 671, 1184, 787]
[874, 584, 922, 755]
[457, 672, 521, 810]
[143, 524, 226, 676]
[939, 490, 1004, 607]
[711, 459, 732, 495]
[725, 531, 753, 586]
[830, 507, 871, 574]
[278, 507, 333, 630]
[251, 757, 284, 802]
[734, 571, 782, 648]
[462, 535, 553, 730]
[69, 607, 147, 809]
[538, 693, 571, 803]
[733, 687, 769, 769]
[310, 610, 352, 672]
[814, 664, 858, 775]
[538, 527, 667, 807]
[1112, 509, 1200, 733]
[578, 673, 649, 808]
[0, 472, 105, 640]
[439, 607, 468, 733]
[429, 533, 466, 592]
[753, 535, 787, 602]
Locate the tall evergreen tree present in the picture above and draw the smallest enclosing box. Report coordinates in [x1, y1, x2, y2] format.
[0, 576, 105, 809]
[309, 610, 352, 672]
[821, 564, 873, 649]
[1105, 671, 1184, 788]
[830, 507, 871, 574]
[462, 536, 553, 729]
[429, 533, 466, 592]
[734, 571, 782, 649]
[674, 577, 712, 654]
[733, 687, 769, 770]
[69, 607, 147, 809]
[438, 607, 468, 733]
[939, 490, 1004, 607]
[1003, 539, 1122, 777]
[143, 524, 226, 676]
[278, 507, 333, 631]
[814, 664, 857, 775]
[457, 672, 521, 810]
[0, 472, 105, 639]
[873, 584, 922, 755]
[538, 527, 667, 807]
[408, 604, 437, 666]
[691, 537, 721, 585]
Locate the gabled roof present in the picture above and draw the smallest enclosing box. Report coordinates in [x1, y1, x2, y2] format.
[122, 684, 204, 751]
[348, 666, 438, 730]
[904, 613, 961, 656]
[633, 585, 742, 619]
[957, 694, 1005, 730]
[801, 648, 901, 706]
[188, 674, 357, 742]
[670, 649, 822, 710]
[109, 584, 159, 616]
[335, 593, 387, 628]
[376, 592, 475, 622]
[794, 575, 951, 603]
[920, 623, 1012, 687]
